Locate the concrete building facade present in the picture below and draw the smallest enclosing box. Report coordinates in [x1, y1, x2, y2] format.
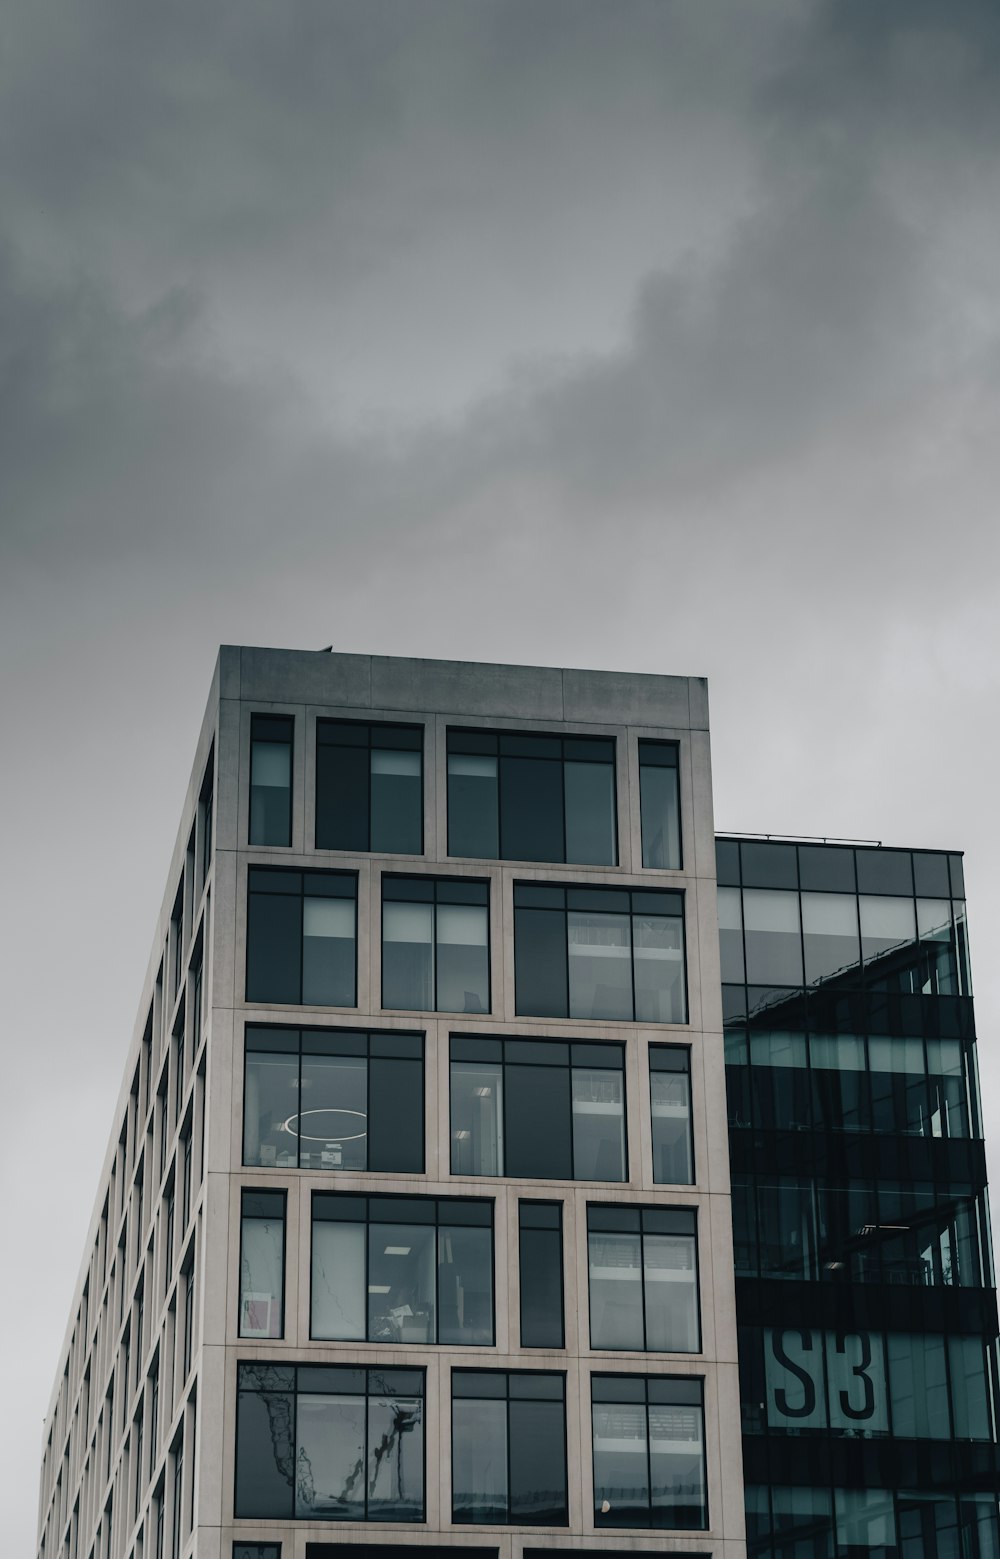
[37, 649, 742, 1559]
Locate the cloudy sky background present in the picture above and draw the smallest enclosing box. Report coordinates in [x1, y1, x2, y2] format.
[4, 0, 1000, 1544]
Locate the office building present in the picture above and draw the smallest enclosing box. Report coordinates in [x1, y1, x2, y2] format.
[35, 649, 997, 1559]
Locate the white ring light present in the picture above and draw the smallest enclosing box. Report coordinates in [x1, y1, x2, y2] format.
[281, 1107, 368, 1144]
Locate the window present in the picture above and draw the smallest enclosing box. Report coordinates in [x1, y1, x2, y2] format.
[451, 1371, 567, 1525]
[639, 741, 681, 869]
[170, 1437, 183, 1559]
[235, 1363, 424, 1521]
[591, 1375, 706, 1529]
[246, 869, 357, 1007]
[514, 884, 686, 1023]
[234, 1548, 281, 1559]
[182, 1260, 195, 1380]
[311, 1193, 493, 1345]
[239, 1191, 285, 1339]
[249, 714, 293, 846]
[243, 1026, 424, 1173]
[382, 877, 489, 1014]
[448, 728, 617, 865]
[519, 1203, 564, 1348]
[451, 1036, 626, 1181]
[650, 1048, 694, 1184]
[316, 720, 423, 854]
[588, 1207, 700, 1352]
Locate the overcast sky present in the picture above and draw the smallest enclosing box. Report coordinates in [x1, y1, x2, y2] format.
[4, 0, 1000, 1545]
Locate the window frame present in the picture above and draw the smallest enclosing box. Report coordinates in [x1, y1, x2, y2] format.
[649, 1045, 695, 1186]
[518, 1200, 565, 1350]
[242, 1023, 425, 1174]
[381, 875, 491, 1016]
[450, 1368, 569, 1526]
[587, 1204, 701, 1354]
[637, 739, 682, 871]
[245, 867, 358, 1008]
[449, 1034, 628, 1182]
[315, 717, 425, 855]
[310, 1192, 496, 1347]
[591, 1372, 708, 1531]
[447, 726, 619, 866]
[238, 1188, 287, 1340]
[249, 713, 294, 848]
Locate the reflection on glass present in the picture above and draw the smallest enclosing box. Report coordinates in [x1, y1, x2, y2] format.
[447, 753, 499, 859]
[436, 903, 489, 1014]
[717, 886, 745, 983]
[250, 716, 293, 847]
[639, 743, 681, 869]
[650, 1054, 694, 1185]
[801, 893, 860, 984]
[634, 913, 686, 1023]
[311, 1222, 365, 1341]
[367, 1390, 424, 1519]
[452, 1397, 507, 1523]
[451, 1061, 504, 1175]
[859, 896, 916, 968]
[590, 1231, 644, 1349]
[592, 1400, 648, 1527]
[239, 1193, 285, 1338]
[368, 1223, 436, 1345]
[743, 889, 803, 986]
[568, 911, 632, 1021]
[565, 761, 617, 866]
[296, 1394, 365, 1518]
[572, 1069, 626, 1180]
[382, 901, 434, 1010]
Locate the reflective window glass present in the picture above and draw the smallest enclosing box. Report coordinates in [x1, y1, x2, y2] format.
[452, 1372, 567, 1526]
[250, 715, 293, 847]
[315, 720, 422, 855]
[246, 870, 357, 1007]
[592, 1376, 706, 1530]
[588, 1208, 699, 1353]
[519, 1203, 564, 1349]
[639, 741, 681, 869]
[382, 878, 489, 1015]
[650, 1048, 694, 1184]
[239, 1191, 285, 1339]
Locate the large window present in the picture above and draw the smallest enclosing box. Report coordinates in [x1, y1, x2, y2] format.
[249, 715, 293, 847]
[588, 1206, 700, 1353]
[447, 729, 617, 865]
[316, 720, 423, 854]
[239, 1190, 285, 1339]
[451, 1371, 568, 1525]
[246, 869, 356, 1007]
[311, 1194, 493, 1346]
[650, 1047, 694, 1184]
[450, 1037, 626, 1181]
[235, 1363, 424, 1521]
[514, 884, 687, 1023]
[638, 741, 681, 870]
[519, 1203, 564, 1349]
[746, 1484, 1000, 1559]
[591, 1374, 706, 1530]
[243, 1026, 423, 1173]
[382, 877, 489, 1014]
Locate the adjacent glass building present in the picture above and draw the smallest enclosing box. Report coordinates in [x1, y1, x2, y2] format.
[35, 650, 996, 1559]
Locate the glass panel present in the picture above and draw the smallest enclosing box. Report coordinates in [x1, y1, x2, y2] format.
[250, 742, 291, 847]
[298, 1053, 367, 1171]
[825, 1331, 888, 1433]
[514, 906, 568, 1017]
[565, 760, 616, 866]
[917, 899, 958, 995]
[438, 1224, 493, 1346]
[590, 1231, 644, 1349]
[367, 1221, 436, 1344]
[369, 1055, 423, 1174]
[801, 893, 860, 984]
[501, 755, 564, 862]
[506, 1064, 572, 1179]
[717, 886, 745, 984]
[246, 889, 300, 1004]
[568, 910, 632, 1021]
[436, 903, 489, 1015]
[743, 889, 803, 986]
[593, 1400, 649, 1527]
[367, 1389, 424, 1520]
[240, 1212, 284, 1338]
[640, 758, 680, 869]
[572, 1068, 626, 1181]
[635, 911, 686, 1025]
[451, 1059, 503, 1176]
[296, 1393, 365, 1518]
[311, 1222, 366, 1340]
[520, 1220, 564, 1348]
[644, 1233, 698, 1352]
[370, 749, 422, 855]
[834, 1489, 897, 1554]
[651, 1066, 693, 1184]
[448, 754, 499, 859]
[770, 1485, 834, 1559]
[758, 1181, 817, 1281]
[888, 1333, 950, 1438]
[859, 896, 917, 967]
[244, 1051, 298, 1168]
[509, 1398, 567, 1523]
[954, 901, 972, 995]
[382, 901, 434, 1011]
[302, 896, 356, 1006]
[452, 1396, 508, 1522]
[316, 742, 368, 851]
[234, 1383, 294, 1517]
[948, 1336, 992, 1439]
[650, 1397, 705, 1528]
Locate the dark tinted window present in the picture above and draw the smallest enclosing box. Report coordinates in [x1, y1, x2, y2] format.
[250, 715, 293, 847]
[639, 741, 681, 869]
[448, 730, 616, 866]
[452, 1371, 567, 1525]
[382, 877, 489, 1014]
[316, 720, 422, 854]
[246, 870, 356, 1007]
[243, 1026, 423, 1173]
[239, 1190, 285, 1339]
[519, 1203, 564, 1349]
